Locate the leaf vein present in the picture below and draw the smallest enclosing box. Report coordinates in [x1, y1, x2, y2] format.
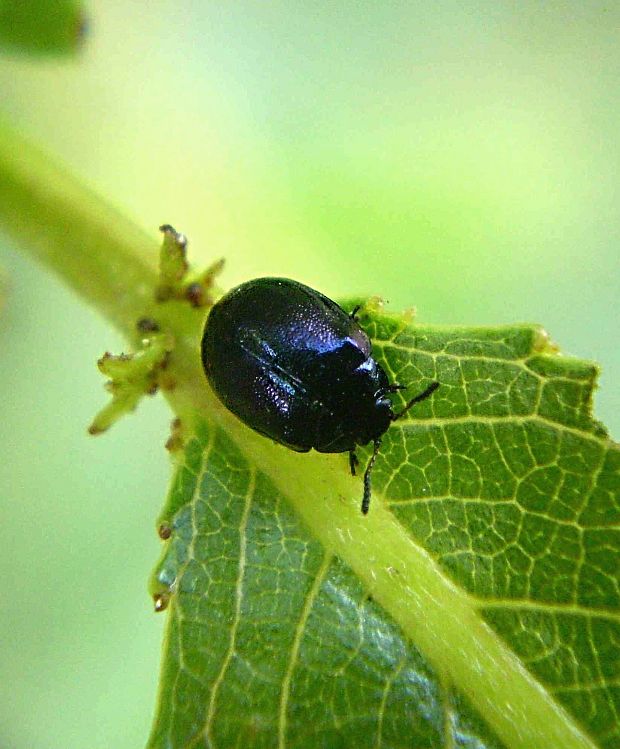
[278, 552, 334, 749]
[198, 466, 255, 749]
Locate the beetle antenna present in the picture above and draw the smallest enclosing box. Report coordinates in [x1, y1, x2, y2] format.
[393, 381, 439, 421]
[361, 439, 382, 514]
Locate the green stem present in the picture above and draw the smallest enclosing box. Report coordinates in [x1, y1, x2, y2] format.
[0, 119, 158, 338]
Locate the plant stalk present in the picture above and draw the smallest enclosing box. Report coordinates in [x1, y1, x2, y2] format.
[0, 119, 158, 338]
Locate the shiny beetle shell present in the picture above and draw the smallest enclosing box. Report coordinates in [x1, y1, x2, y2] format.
[201, 277, 438, 513]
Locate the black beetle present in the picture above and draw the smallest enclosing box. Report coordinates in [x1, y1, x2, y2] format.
[201, 278, 438, 514]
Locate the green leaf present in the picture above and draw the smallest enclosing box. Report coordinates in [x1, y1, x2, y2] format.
[148, 316, 619, 749]
[0, 0, 86, 57]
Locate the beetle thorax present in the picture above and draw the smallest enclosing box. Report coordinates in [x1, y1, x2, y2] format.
[312, 356, 393, 452]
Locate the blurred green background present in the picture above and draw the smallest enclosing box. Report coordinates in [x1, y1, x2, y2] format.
[0, 3, 618, 747]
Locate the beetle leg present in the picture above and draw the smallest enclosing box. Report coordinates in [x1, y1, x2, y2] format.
[361, 439, 382, 514]
[392, 381, 439, 421]
[385, 382, 407, 393]
[349, 450, 359, 476]
[349, 304, 361, 321]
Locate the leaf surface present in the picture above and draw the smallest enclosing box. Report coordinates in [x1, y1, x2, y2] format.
[0, 0, 86, 57]
[148, 313, 619, 749]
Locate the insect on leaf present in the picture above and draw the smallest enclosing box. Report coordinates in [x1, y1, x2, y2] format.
[148, 313, 619, 749]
